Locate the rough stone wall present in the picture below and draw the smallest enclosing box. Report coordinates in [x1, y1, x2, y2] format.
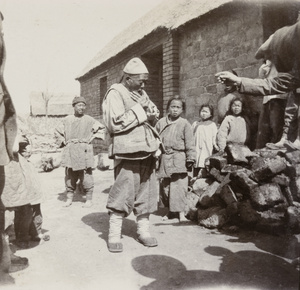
[179, 4, 264, 123]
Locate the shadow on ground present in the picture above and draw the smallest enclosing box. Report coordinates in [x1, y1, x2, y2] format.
[220, 228, 300, 260]
[152, 207, 197, 227]
[57, 190, 86, 204]
[81, 212, 138, 242]
[154, 207, 299, 260]
[0, 272, 14, 286]
[132, 247, 299, 290]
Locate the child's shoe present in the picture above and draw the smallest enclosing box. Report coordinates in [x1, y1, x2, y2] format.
[179, 212, 189, 223]
[31, 234, 50, 242]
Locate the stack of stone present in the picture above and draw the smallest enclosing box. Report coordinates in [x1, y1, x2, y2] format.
[186, 143, 300, 235]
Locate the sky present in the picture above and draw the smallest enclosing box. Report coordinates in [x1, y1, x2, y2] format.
[0, 0, 165, 114]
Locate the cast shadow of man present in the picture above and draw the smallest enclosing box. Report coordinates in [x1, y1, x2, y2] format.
[81, 212, 137, 243]
[132, 246, 299, 290]
[220, 228, 300, 260]
[0, 272, 14, 286]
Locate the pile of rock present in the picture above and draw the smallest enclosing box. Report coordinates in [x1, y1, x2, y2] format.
[186, 143, 300, 235]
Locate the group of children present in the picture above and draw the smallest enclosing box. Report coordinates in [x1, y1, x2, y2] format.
[156, 95, 249, 222]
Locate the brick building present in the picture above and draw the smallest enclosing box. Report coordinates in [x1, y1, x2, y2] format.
[76, 0, 300, 153]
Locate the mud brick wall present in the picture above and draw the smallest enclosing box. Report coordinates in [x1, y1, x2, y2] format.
[178, 4, 264, 124]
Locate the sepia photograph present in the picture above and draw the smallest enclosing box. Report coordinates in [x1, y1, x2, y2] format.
[0, 0, 299, 289]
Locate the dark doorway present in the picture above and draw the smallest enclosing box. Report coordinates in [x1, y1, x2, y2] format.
[142, 46, 163, 116]
[99, 76, 107, 118]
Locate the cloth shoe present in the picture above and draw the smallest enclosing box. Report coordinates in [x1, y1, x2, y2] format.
[31, 233, 50, 242]
[136, 213, 157, 247]
[108, 212, 124, 253]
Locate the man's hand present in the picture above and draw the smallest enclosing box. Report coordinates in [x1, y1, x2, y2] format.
[215, 71, 242, 87]
[131, 90, 150, 108]
[146, 106, 159, 122]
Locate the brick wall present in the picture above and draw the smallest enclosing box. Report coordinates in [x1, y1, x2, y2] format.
[79, 30, 167, 153]
[179, 4, 264, 124]
[162, 31, 180, 115]
[79, 2, 299, 154]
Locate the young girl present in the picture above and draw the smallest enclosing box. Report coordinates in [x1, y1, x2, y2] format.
[192, 104, 218, 178]
[217, 96, 250, 152]
[156, 96, 195, 222]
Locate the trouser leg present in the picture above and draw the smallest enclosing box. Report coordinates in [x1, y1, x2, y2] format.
[269, 99, 287, 144]
[256, 103, 271, 149]
[81, 168, 94, 201]
[169, 173, 188, 213]
[29, 204, 42, 238]
[65, 168, 78, 201]
[14, 204, 32, 243]
[283, 91, 299, 140]
[107, 157, 157, 216]
[160, 178, 170, 208]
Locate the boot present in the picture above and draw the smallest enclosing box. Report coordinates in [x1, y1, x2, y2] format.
[136, 213, 157, 247]
[107, 212, 124, 253]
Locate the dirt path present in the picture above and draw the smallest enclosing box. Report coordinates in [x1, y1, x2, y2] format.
[2, 166, 299, 290]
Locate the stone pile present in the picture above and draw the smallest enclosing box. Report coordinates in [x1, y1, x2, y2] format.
[186, 143, 300, 235]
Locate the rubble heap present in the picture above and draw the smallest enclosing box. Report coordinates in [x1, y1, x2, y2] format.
[186, 143, 300, 235]
[30, 134, 58, 153]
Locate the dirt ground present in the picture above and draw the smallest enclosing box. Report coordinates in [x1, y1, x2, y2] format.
[1, 164, 300, 290]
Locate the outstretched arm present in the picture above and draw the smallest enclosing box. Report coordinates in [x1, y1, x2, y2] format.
[215, 71, 298, 96]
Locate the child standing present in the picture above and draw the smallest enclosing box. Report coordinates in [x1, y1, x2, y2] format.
[217, 97, 250, 152]
[192, 104, 218, 178]
[18, 136, 50, 243]
[156, 96, 195, 222]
